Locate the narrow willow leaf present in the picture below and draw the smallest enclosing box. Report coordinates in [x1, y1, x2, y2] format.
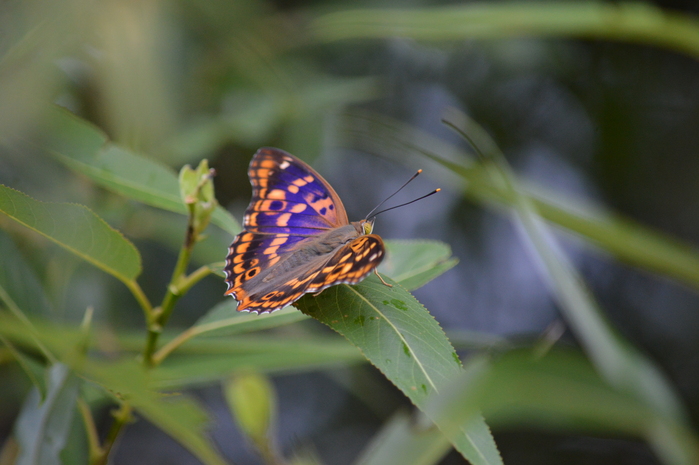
[1, 337, 47, 398]
[192, 302, 309, 338]
[40, 106, 240, 236]
[224, 372, 277, 456]
[15, 363, 80, 465]
[152, 337, 364, 389]
[59, 409, 88, 465]
[381, 239, 458, 290]
[0, 317, 225, 465]
[310, 3, 699, 59]
[83, 359, 227, 465]
[356, 410, 451, 465]
[452, 112, 688, 420]
[446, 112, 693, 463]
[295, 276, 501, 465]
[151, 304, 310, 365]
[425, 350, 699, 465]
[0, 185, 141, 283]
[0, 230, 52, 318]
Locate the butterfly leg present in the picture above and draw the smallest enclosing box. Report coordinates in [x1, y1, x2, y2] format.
[313, 289, 325, 296]
[374, 269, 392, 287]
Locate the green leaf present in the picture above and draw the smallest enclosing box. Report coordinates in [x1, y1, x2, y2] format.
[297, 276, 458, 403]
[59, 407, 88, 465]
[152, 336, 364, 389]
[1, 338, 47, 399]
[14, 363, 80, 465]
[0, 184, 141, 283]
[193, 302, 309, 338]
[311, 3, 699, 60]
[424, 350, 699, 465]
[82, 359, 227, 465]
[224, 372, 277, 454]
[0, 230, 52, 319]
[150, 304, 310, 363]
[0, 317, 227, 465]
[40, 106, 240, 236]
[355, 410, 451, 465]
[295, 276, 501, 465]
[381, 239, 458, 290]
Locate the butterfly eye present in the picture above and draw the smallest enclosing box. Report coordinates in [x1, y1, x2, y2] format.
[362, 222, 373, 235]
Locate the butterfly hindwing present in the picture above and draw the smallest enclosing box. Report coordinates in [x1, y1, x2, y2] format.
[233, 259, 327, 313]
[224, 231, 309, 295]
[231, 234, 385, 313]
[307, 234, 385, 293]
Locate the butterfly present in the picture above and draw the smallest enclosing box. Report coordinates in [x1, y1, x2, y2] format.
[224, 147, 390, 314]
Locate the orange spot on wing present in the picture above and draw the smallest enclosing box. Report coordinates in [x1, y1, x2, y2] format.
[270, 236, 289, 246]
[263, 246, 280, 255]
[256, 168, 272, 179]
[276, 213, 291, 226]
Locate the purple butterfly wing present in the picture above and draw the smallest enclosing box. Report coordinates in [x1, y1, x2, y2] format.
[243, 147, 349, 235]
[224, 148, 349, 307]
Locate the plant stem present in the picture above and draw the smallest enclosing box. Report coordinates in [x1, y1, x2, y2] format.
[159, 238, 194, 328]
[142, 213, 197, 367]
[91, 401, 133, 465]
[78, 398, 102, 465]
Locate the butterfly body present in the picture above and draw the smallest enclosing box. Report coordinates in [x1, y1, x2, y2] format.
[224, 148, 386, 313]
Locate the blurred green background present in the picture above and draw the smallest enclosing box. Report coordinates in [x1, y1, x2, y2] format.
[3, 0, 699, 464]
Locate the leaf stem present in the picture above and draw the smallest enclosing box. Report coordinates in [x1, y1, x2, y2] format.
[92, 401, 133, 465]
[151, 326, 198, 366]
[124, 279, 153, 322]
[78, 398, 102, 464]
[179, 264, 215, 295]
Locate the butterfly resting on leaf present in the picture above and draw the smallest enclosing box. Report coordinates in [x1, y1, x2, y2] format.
[224, 147, 438, 314]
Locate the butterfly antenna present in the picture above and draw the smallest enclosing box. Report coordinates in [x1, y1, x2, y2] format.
[365, 169, 423, 220]
[371, 188, 441, 218]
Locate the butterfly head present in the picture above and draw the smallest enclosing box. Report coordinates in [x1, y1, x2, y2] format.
[360, 218, 375, 235]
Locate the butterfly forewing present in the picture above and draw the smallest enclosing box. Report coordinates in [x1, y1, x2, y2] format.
[246, 148, 349, 234]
